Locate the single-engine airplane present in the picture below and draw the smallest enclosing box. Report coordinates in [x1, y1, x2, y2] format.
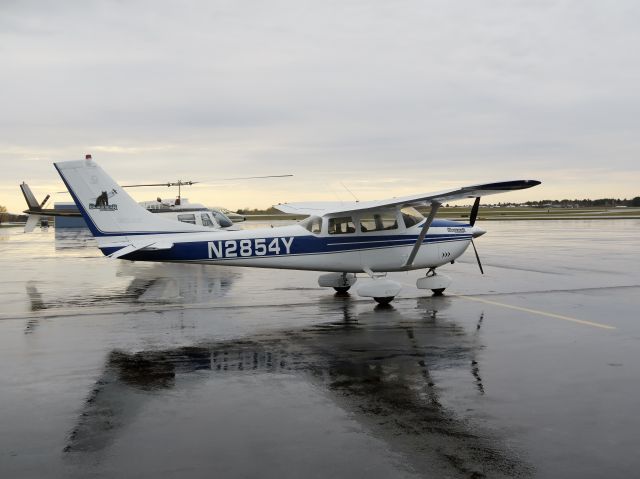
[55, 156, 540, 304]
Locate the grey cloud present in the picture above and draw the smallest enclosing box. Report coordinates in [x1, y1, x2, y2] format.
[1, 0, 639, 212]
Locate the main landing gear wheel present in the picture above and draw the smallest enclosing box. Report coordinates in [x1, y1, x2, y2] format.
[373, 296, 394, 305]
[417, 269, 452, 296]
[358, 279, 401, 306]
[319, 273, 357, 294]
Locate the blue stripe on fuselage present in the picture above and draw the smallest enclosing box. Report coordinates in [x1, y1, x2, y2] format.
[104, 233, 472, 262]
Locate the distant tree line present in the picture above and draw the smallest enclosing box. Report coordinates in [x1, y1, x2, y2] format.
[0, 205, 28, 224]
[238, 198, 640, 213]
[521, 197, 640, 207]
[236, 206, 282, 214]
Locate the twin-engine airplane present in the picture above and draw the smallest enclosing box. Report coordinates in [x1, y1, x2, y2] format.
[55, 157, 540, 305]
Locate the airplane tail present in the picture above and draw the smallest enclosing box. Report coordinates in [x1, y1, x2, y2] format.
[20, 182, 50, 233]
[54, 156, 210, 238]
[20, 182, 41, 210]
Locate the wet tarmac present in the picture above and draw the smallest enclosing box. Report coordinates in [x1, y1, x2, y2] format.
[1, 220, 639, 478]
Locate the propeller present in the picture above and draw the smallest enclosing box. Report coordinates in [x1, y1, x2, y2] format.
[470, 237, 484, 275]
[469, 197, 484, 274]
[470, 196, 480, 226]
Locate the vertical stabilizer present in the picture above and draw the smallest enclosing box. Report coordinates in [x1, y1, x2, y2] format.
[54, 157, 210, 237]
[20, 182, 41, 210]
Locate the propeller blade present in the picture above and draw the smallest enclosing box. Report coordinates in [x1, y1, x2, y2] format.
[121, 175, 292, 188]
[121, 181, 199, 188]
[56, 175, 293, 192]
[470, 238, 484, 275]
[470, 197, 481, 226]
[215, 174, 293, 181]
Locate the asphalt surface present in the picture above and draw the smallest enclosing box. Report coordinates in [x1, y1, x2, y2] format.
[1, 220, 639, 478]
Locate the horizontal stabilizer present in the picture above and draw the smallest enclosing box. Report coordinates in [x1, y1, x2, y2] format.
[108, 241, 175, 259]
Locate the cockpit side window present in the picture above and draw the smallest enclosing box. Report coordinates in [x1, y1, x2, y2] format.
[177, 213, 196, 224]
[201, 213, 214, 227]
[300, 216, 323, 235]
[401, 207, 424, 228]
[359, 212, 398, 233]
[328, 216, 356, 234]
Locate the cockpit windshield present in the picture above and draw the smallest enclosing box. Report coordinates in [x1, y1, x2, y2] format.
[401, 207, 424, 228]
[210, 210, 233, 228]
[300, 216, 323, 234]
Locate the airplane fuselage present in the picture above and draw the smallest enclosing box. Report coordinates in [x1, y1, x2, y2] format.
[100, 219, 476, 273]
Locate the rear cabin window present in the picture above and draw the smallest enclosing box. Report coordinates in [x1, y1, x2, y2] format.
[328, 216, 356, 234]
[201, 213, 214, 227]
[360, 212, 398, 233]
[300, 216, 323, 234]
[177, 213, 196, 224]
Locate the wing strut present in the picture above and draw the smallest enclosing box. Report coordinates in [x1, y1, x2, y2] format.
[403, 201, 441, 269]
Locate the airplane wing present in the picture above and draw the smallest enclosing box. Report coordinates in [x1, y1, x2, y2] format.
[274, 180, 541, 216]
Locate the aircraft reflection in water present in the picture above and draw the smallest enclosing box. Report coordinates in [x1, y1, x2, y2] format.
[24, 229, 239, 317]
[114, 261, 240, 304]
[53, 227, 95, 249]
[65, 299, 530, 478]
[26, 263, 239, 311]
[24, 257, 240, 333]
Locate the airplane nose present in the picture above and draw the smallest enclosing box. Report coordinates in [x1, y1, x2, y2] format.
[472, 226, 486, 238]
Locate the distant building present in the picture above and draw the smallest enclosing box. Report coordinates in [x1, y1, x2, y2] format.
[54, 202, 85, 228]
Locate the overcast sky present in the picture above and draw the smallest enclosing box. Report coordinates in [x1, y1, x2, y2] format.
[1, 0, 639, 212]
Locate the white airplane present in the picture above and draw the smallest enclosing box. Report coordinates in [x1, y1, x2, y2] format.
[54, 156, 540, 304]
[20, 156, 291, 232]
[20, 182, 239, 232]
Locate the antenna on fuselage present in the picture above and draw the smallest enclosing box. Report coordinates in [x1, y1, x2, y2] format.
[340, 182, 359, 203]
